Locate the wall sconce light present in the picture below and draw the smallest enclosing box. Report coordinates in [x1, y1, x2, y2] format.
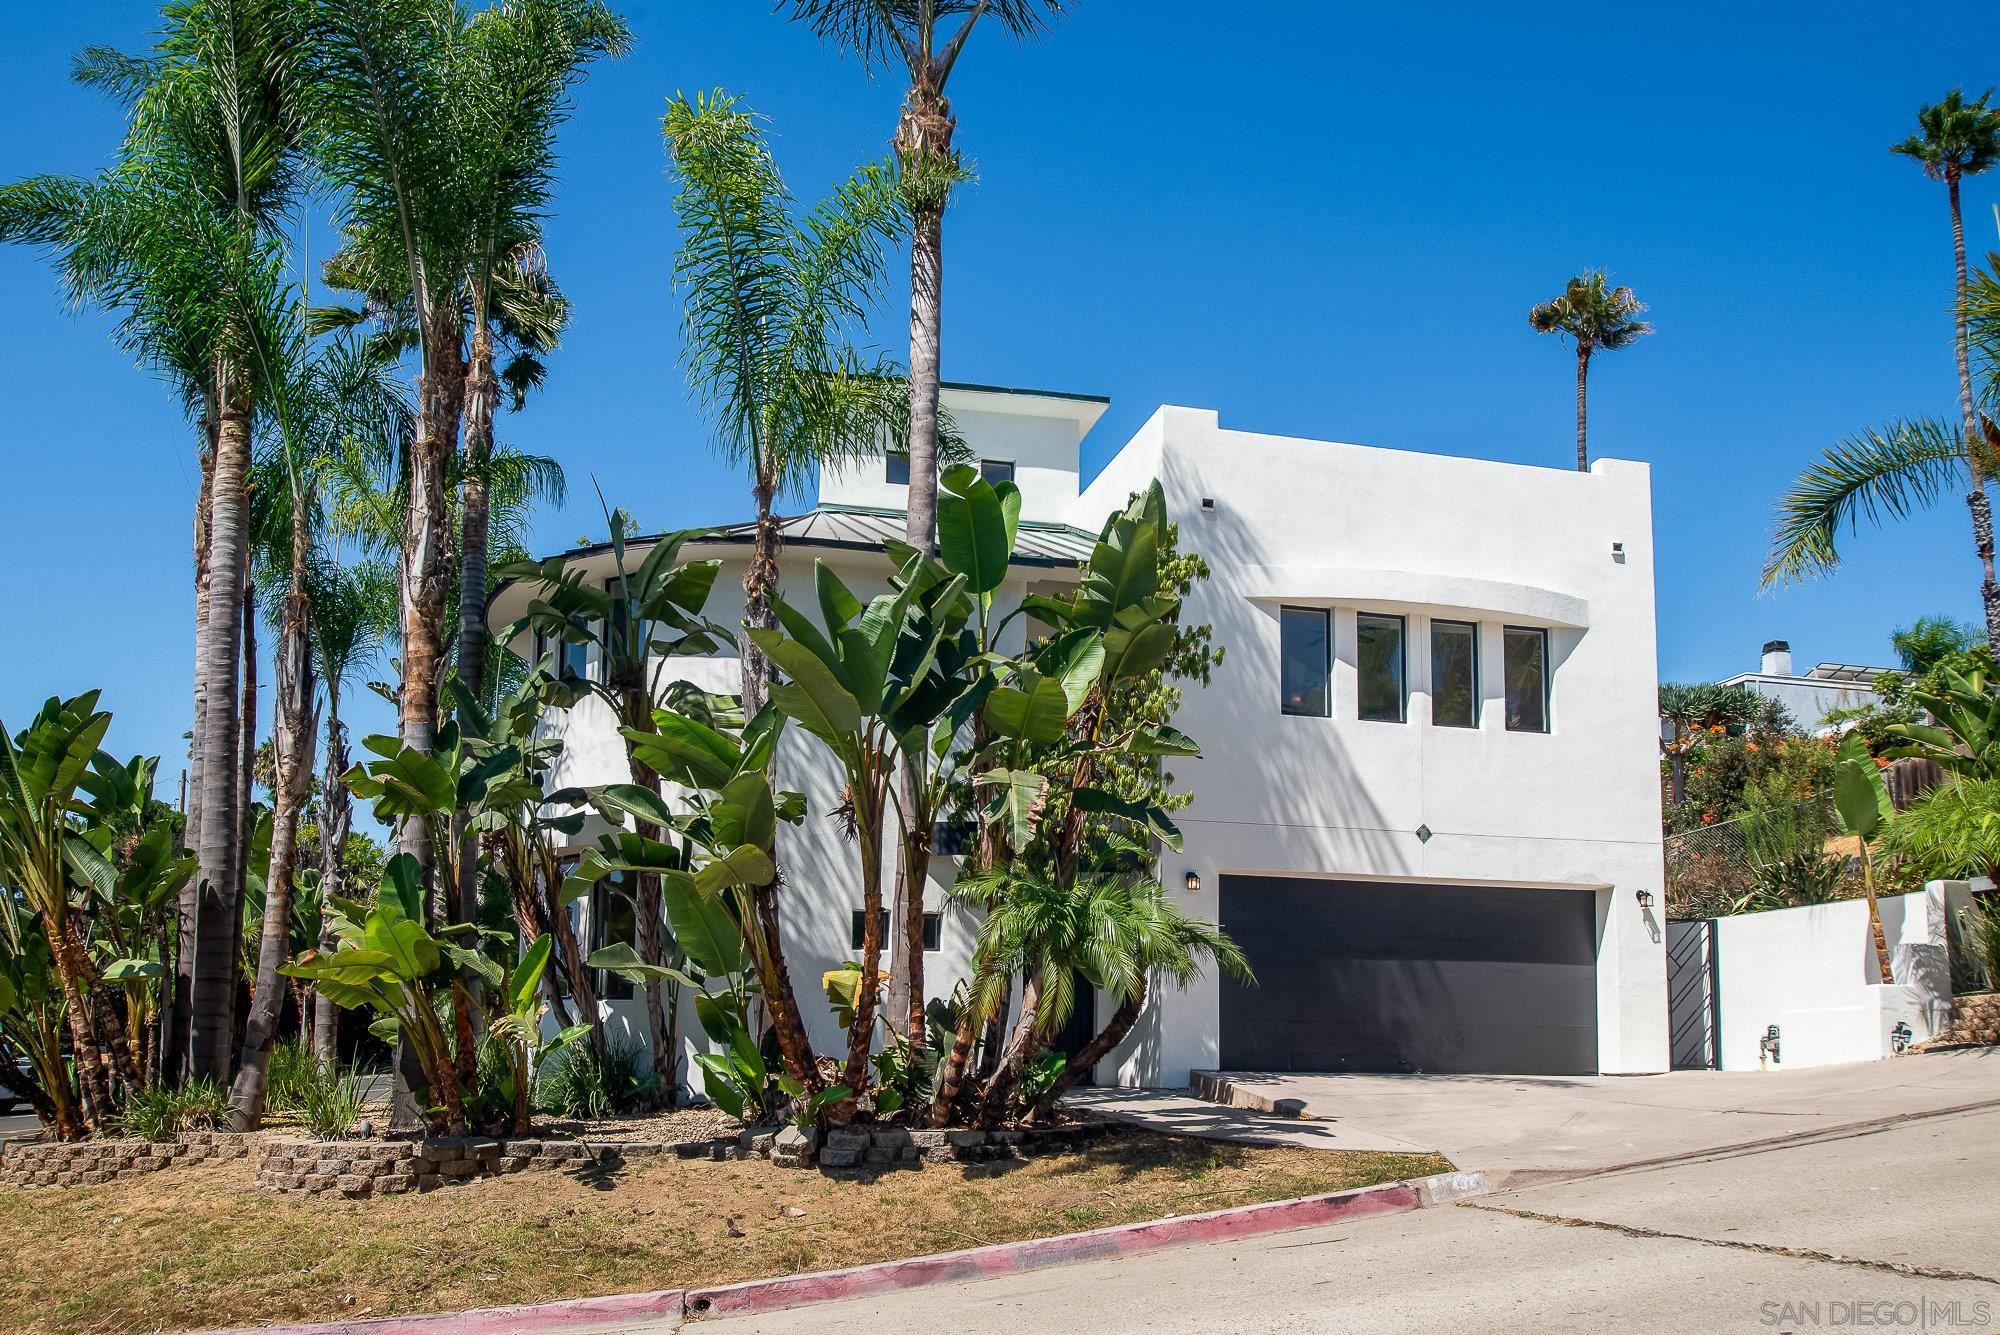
[1635, 888, 1654, 910]
[1184, 870, 1201, 895]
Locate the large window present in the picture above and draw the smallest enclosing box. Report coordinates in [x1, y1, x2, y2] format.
[1280, 606, 1331, 717]
[885, 449, 911, 485]
[1430, 620, 1479, 729]
[535, 623, 590, 685]
[979, 458, 1016, 486]
[1356, 614, 1406, 722]
[1504, 626, 1550, 733]
[591, 875, 637, 1000]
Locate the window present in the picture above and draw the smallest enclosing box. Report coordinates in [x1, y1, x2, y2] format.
[1280, 606, 1330, 717]
[1504, 626, 1550, 733]
[979, 458, 1016, 486]
[536, 624, 590, 685]
[1430, 620, 1479, 729]
[885, 449, 911, 485]
[591, 874, 637, 1000]
[850, 908, 942, 952]
[1356, 613, 1406, 723]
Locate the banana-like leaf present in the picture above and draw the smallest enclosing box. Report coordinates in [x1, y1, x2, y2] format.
[1834, 731, 1894, 840]
[939, 463, 1011, 595]
[662, 876, 748, 977]
[1131, 724, 1201, 757]
[750, 629, 862, 747]
[586, 942, 700, 989]
[984, 677, 1072, 744]
[595, 783, 680, 831]
[507, 935, 555, 1015]
[1072, 786, 1184, 852]
[976, 768, 1047, 854]
[694, 844, 776, 895]
[363, 907, 441, 980]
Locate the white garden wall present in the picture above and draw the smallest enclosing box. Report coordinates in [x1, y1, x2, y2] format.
[1713, 884, 1955, 1071]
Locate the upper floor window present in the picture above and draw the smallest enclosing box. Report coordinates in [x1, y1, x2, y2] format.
[1280, 606, 1330, 717]
[1356, 613, 1406, 723]
[885, 449, 911, 485]
[535, 623, 590, 685]
[1430, 620, 1479, 729]
[980, 458, 1016, 486]
[1504, 626, 1549, 733]
[851, 907, 942, 952]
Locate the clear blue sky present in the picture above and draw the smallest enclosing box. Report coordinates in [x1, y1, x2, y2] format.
[3, 1, 1997, 783]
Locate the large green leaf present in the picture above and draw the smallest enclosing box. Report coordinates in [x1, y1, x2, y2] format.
[694, 844, 776, 895]
[595, 783, 680, 832]
[378, 854, 426, 921]
[1131, 724, 1201, 757]
[750, 628, 862, 746]
[586, 942, 699, 988]
[507, 935, 554, 1014]
[984, 678, 1072, 744]
[364, 908, 441, 981]
[1072, 787, 1184, 852]
[976, 768, 1047, 854]
[662, 876, 748, 976]
[1834, 731, 1893, 841]
[712, 771, 777, 852]
[938, 464, 1011, 595]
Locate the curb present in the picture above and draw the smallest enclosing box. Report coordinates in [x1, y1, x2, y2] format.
[195, 1288, 688, 1335]
[683, 1170, 1487, 1319]
[1189, 1070, 1309, 1119]
[207, 1170, 1486, 1332]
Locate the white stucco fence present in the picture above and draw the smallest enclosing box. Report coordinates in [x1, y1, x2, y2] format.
[1712, 883, 1965, 1071]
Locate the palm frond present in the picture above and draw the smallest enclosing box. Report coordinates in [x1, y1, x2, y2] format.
[1764, 417, 1969, 586]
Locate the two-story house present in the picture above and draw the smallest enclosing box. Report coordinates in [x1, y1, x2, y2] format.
[487, 383, 1671, 1087]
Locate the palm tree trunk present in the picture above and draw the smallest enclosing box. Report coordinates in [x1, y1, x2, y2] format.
[976, 971, 1043, 1130]
[1948, 173, 2000, 653]
[231, 578, 258, 1057]
[170, 425, 216, 1083]
[451, 326, 498, 1063]
[840, 776, 889, 1099]
[742, 473, 780, 715]
[229, 511, 317, 1129]
[627, 749, 676, 1096]
[1861, 837, 1894, 986]
[1030, 980, 1144, 1124]
[893, 765, 929, 1049]
[188, 365, 252, 1084]
[312, 693, 350, 1069]
[896, 73, 953, 559]
[1575, 346, 1591, 471]
[928, 998, 981, 1126]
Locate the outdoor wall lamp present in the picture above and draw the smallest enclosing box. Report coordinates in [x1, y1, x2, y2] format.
[1635, 888, 1655, 910]
[1184, 870, 1201, 895]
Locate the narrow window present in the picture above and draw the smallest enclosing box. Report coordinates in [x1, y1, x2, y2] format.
[592, 875, 637, 1000]
[1356, 613, 1406, 723]
[1280, 606, 1331, 717]
[1430, 620, 1479, 728]
[885, 449, 910, 485]
[1504, 626, 1550, 733]
[604, 577, 631, 684]
[534, 625, 589, 685]
[980, 458, 1016, 486]
[851, 909, 942, 952]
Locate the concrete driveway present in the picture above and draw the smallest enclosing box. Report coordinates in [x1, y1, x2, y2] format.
[675, 1103, 2000, 1334]
[1172, 1048, 2000, 1179]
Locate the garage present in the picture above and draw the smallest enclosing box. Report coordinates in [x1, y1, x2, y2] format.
[1218, 875, 1600, 1075]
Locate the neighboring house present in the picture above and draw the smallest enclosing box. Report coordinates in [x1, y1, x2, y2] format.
[1718, 641, 1895, 735]
[489, 384, 1671, 1087]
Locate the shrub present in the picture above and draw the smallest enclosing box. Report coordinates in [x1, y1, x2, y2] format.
[535, 1038, 656, 1120]
[118, 1077, 227, 1142]
[294, 1062, 373, 1140]
[1960, 899, 2000, 993]
[265, 1038, 320, 1113]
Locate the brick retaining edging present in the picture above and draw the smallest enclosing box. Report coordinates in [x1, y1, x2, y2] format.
[256, 1119, 1124, 1198]
[0, 1130, 249, 1189]
[1930, 991, 2000, 1047]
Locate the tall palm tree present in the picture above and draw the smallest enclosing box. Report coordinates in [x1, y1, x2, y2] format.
[0, 0, 302, 1083]
[1893, 89, 2000, 649]
[777, 0, 1065, 558]
[666, 91, 915, 1073]
[1529, 271, 1653, 470]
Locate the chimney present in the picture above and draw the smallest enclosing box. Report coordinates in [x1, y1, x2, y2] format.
[1761, 639, 1793, 677]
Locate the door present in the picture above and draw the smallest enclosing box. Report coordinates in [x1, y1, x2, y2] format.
[1218, 875, 1600, 1075]
[1666, 918, 1719, 1070]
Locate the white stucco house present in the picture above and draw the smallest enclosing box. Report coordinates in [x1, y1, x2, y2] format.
[1718, 640, 1894, 735]
[489, 383, 1672, 1087]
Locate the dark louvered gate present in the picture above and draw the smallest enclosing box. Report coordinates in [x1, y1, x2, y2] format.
[1666, 918, 1719, 1070]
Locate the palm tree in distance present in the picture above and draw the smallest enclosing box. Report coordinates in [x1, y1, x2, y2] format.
[776, 0, 1066, 558]
[1893, 88, 2000, 649]
[1529, 271, 1653, 471]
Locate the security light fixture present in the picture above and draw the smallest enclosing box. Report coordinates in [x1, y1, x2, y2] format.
[1636, 888, 1654, 910]
[1184, 870, 1201, 895]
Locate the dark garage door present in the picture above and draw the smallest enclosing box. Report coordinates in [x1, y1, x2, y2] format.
[1219, 875, 1599, 1075]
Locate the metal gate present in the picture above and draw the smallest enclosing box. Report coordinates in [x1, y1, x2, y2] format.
[1666, 918, 1719, 1070]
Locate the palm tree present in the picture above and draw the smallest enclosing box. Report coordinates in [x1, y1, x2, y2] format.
[1894, 89, 2000, 649]
[0, 0, 303, 1084]
[1529, 271, 1653, 470]
[776, 0, 1066, 557]
[306, 556, 397, 1066]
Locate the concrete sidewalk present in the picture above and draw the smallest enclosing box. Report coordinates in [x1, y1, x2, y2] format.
[1159, 1048, 2000, 1177]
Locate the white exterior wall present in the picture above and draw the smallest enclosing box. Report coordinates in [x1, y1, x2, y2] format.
[1719, 672, 1882, 736]
[503, 393, 1673, 1089]
[1079, 407, 1670, 1083]
[1711, 885, 1955, 1070]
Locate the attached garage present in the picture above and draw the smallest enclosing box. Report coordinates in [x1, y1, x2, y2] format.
[1218, 875, 1600, 1075]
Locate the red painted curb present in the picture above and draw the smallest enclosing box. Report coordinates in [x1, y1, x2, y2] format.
[684, 1178, 1425, 1319]
[196, 1287, 685, 1335]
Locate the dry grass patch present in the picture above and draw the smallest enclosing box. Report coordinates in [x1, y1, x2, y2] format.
[0, 1131, 1448, 1334]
